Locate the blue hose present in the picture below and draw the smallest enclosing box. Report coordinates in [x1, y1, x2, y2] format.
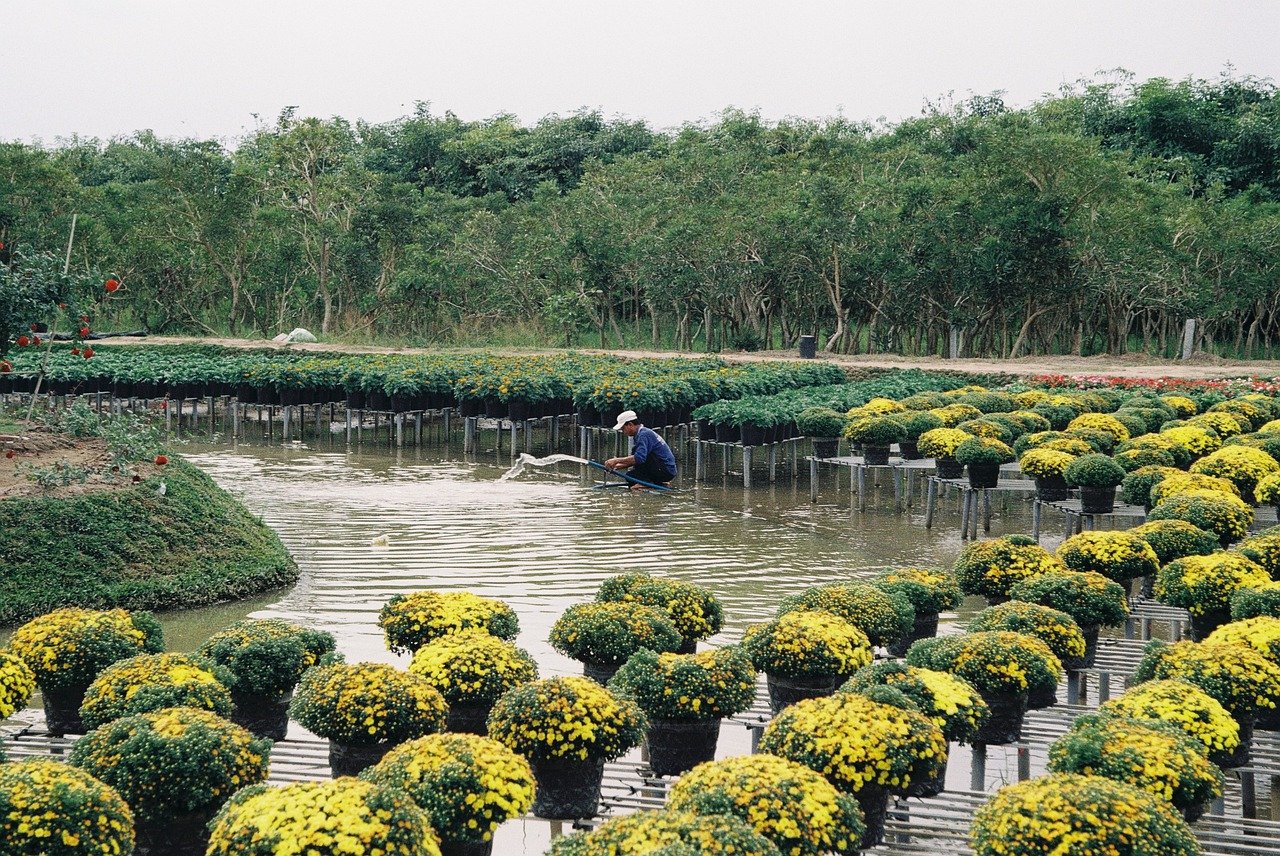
[586, 460, 676, 492]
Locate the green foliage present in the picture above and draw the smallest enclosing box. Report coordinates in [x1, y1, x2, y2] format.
[0, 459, 298, 626]
[609, 646, 757, 722]
[1064, 453, 1126, 488]
[794, 406, 846, 439]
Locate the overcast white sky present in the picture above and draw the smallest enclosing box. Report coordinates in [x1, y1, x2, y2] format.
[4, 1, 1278, 146]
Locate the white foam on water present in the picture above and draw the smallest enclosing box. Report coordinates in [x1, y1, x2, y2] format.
[499, 452, 590, 481]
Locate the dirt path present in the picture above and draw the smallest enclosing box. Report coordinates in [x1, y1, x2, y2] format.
[89, 335, 1280, 381]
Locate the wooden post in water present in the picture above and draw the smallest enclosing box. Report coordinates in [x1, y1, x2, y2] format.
[743, 446, 752, 490]
[464, 416, 476, 454]
[1180, 319, 1198, 360]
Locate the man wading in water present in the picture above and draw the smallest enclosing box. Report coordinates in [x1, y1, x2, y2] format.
[604, 410, 677, 490]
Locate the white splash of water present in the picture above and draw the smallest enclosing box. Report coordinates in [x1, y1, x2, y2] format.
[500, 453, 591, 481]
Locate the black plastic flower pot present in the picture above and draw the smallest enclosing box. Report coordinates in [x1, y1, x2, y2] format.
[328, 740, 396, 778]
[887, 611, 939, 658]
[1026, 682, 1058, 710]
[967, 462, 1000, 489]
[230, 691, 291, 742]
[903, 755, 947, 798]
[676, 638, 698, 655]
[368, 391, 391, 411]
[739, 423, 767, 447]
[935, 458, 964, 479]
[973, 690, 1028, 745]
[41, 684, 89, 737]
[460, 398, 483, 417]
[1034, 475, 1071, 502]
[439, 840, 494, 856]
[134, 810, 214, 856]
[855, 785, 889, 849]
[714, 422, 737, 444]
[582, 659, 622, 685]
[1188, 609, 1231, 641]
[445, 700, 493, 736]
[898, 441, 922, 460]
[693, 417, 711, 439]
[862, 445, 891, 466]
[507, 400, 530, 422]
[483, 398, 505, 419]
[766, 673, 840, 716]
[811, 438, 839, 459]
[531, 757, 605, 819]
[646, 718, 721, 777]
[346, 390, 367, 410]
[1216, 719, 1253, 769]
[1079, 485, 1116, 514]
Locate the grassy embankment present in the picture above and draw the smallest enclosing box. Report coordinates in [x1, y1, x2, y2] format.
[0, 458, 297, 626]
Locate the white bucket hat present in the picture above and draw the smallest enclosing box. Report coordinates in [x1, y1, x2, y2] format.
[612, 409, 639, 431]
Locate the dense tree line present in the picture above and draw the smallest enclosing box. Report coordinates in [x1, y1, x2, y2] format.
[2, 71, 1279, 358]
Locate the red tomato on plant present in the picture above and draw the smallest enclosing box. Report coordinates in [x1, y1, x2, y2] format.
[79, 327, 90, 337]
[154, 454, 168, 466]
[82, 347, 94, 359]
[16, 336, 29, 347]
[104, 279, 120, 293]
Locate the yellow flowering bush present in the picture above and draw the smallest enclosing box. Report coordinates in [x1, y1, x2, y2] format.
[917, 426, 971, 457]
[0, 760, 135, 855]
[666, 755, 863, 856]
[1161, 423, 1223, 459]
[1151, 472, 1241, 505]
[759, 692, 948, 794]
[290, 662, 448, 745]
[953, 535, 1066, 600]
[1135, 639, 1280, 720]
[1257, 472, 1280, 506]
[1205, 616, 1280, 666]
[908, 631, 1063, 697]
[1232, 581, 1280, 620]
[970, 773, 1199, 856]
[1188, 411, 1248, 438]
[1102, 678, 1239, 760]
[610, 646, 757, 722]
[548, 810, 783, 856]
[361, 733, 534, 844]
[1130, 519, 1220, 565]
[379, 590, 519, 654]
[0, 649, 36, 719]
[206, 779, 440, 856]
[928, 404, 982, 428]
[1155, 552, 1270, 620]
[1007, 570, 1130, 628]
[1015, 389, 1051, 408]
[1209, 399, 1268, 430]
[197, 618, 336, 698]
[874, 567, 963, 615]
[840, 661, 990, 743]
[968, 602, 1087, 666]
[80, 653, 233, 730]
[1066, 413, 1130, 443]
[1018, 447, 1075, 479]
[1047, 714, 1223, 814]
[1118, 432, 1191, 467]
[1147, 491, 1254, 545]
[596, 574, 724, 644]
[1161, 395, 1199, 418]
[70, 706, 270, 826]
[487, 676, 645, 761]
[857, 396, 907, 415]
[1237, 529, 1280, 576]
[408, 629, 537, 705]
[1191, 445, 1280, 502]
[1055, 530, 1160, 585]
[777, 582, 913, 647]
[8, 607, 164, 690]
[743, 610, 873, 679]
[550, 601, 682, 666]
[1264, 418, 1280, 433]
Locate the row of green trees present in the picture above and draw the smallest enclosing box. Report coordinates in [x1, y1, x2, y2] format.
[2, 71, 1279, 358]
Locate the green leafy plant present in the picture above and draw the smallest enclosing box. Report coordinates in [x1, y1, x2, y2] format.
[777, 582, 914, 647]
[290, 661, 448, 745]
[550, 601, 682, 667]
[1007, 570, 1130, 629]
[1063, 453, 1125, 489]
[487, 676, 646, 762]
[609, 646, 757, 722]
[954, 436, 1014, 466]
[197, 619, 336, 698]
